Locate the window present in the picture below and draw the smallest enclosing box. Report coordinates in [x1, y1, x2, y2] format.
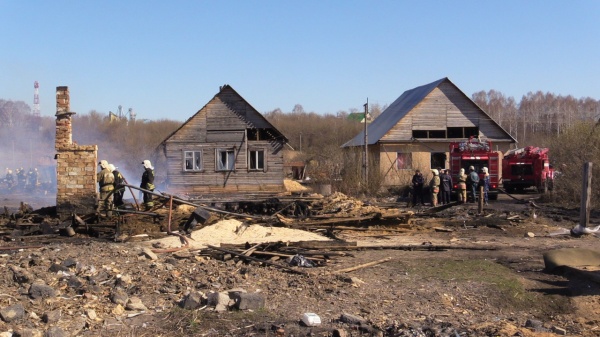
[431, 152, 446, 169]
[412, 130, 446, 138]
[184, 151, 202, 171]
[412, 130, 428, 138]
[249, 150, 265, 170]
[447, 127, 479, 138]
[397, 153, 412, 170]
[216, 149, 235, 171]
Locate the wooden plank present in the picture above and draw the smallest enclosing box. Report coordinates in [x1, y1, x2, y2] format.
[333, 257, 392, 274]
[206, 244, 309, 275]
[288, 240, 358, 248]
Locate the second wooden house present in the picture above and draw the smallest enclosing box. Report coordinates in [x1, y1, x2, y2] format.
[342, 77, 517, 188]
[157, 85, 289, 196]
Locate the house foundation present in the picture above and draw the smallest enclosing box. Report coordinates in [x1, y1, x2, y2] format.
[54, 86, 98, 217]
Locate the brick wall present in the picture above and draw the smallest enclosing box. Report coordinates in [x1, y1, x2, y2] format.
[55, 86, 98, 217]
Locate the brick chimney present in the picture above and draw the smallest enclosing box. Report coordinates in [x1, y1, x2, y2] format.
[55, 86, 74, 149]
[54, 86, 98, 217]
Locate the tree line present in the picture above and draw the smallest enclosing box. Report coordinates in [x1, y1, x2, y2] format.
[472, 90, 600, 144]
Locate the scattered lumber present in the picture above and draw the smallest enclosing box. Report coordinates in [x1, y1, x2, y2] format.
[333, 257, 392, 274]
[424, 201, 460, 214]
[291, 242, 498, 251]
[206, 244, 309, 275]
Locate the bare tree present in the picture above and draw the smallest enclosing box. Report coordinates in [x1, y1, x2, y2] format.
[0, 99, 31, 128]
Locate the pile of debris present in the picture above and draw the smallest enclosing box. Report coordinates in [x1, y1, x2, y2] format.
[312, 192, 386, 217]
[283, 179, 310, 194]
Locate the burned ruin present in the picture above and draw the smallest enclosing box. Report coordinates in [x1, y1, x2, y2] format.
[54, 86, 98, 217]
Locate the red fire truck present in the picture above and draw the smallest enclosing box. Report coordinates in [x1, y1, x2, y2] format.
[449, 137, 501, 200]
[502, 146, 554, 193]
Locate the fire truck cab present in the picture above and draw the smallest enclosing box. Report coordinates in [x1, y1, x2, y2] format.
[449, 137, 501, 200]
[502, 146, 554, 193]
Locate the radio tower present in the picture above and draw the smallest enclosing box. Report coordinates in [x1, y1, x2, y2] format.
[33, 81, 40, 117]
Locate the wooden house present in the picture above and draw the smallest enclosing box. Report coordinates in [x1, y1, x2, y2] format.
[157, 85, 289, 196]
[342, 77, 516, 187]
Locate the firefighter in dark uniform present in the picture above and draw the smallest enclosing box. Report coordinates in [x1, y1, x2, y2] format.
[16, 168, 26, 189]
[411, 169, 425, 206]
[109, 164, 125, 209]
[5, 169, 14, 189]
[140, 160, 155, 210]
[27, 168, 38, 191]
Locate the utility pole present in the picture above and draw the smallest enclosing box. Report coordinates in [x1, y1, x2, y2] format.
[363, 99, 369, 187]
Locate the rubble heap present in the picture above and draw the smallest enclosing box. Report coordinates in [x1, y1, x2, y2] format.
[312, 192, 385, 217]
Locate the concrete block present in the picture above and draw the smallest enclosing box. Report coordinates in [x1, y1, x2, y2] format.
[231, 292, 265, 310]
[206, 292, 229, 312]
[340, 312, 367, 325]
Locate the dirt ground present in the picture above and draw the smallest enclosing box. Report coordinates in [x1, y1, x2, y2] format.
[1, 191, 600, 336]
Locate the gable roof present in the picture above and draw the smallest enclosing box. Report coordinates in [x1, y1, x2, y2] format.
[342, 77, 515, 147]
[160, 85, 288, 145]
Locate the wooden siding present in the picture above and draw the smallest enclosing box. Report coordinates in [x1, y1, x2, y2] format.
[381, 82, 512, 142]
[165, 140, 284, 193]
[378, 144, 448, 187]
[381, 116, 413, 141]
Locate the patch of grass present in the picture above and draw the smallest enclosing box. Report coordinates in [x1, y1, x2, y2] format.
[407, 259, 536, 310]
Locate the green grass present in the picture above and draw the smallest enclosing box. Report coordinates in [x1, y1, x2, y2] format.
[407, 259, 536, 310]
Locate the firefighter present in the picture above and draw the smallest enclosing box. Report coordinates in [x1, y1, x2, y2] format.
[5, 168, 14, 189]
[109, 164, 125, 209]
[140, 160, 155, 210]
[467, 166, 479, 203]
[429, 169, 440, 207]
[411, 169, 425, 206]
[97, 160, 115, 216]
[440, 169, 452, 205]
[480, 167, 491, 205]
[27, 168, 38, 191]
[457, 168, 468, 203]
[16, 168, 26, 189]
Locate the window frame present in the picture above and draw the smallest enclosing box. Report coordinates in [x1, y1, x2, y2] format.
[248, 149, 266, 171]
[183, 150, 203, 172]
[396, 152, 413, 170]
[216, 148, 236, 172]
[430, 152, 447, 170]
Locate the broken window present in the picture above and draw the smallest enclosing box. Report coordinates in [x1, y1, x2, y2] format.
[396, 153, 412, 170]
[412, 130, 446, 138]
[184, 151, 202, 171]
[447, 127, 479, 138]
[431, 152, 446, 170]
[412, 130, 428, 138]
[249, 150, 265, 170]
[216, 149, 235, 171]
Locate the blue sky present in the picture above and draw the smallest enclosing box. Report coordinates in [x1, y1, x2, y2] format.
[1, 1, 598, 121]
